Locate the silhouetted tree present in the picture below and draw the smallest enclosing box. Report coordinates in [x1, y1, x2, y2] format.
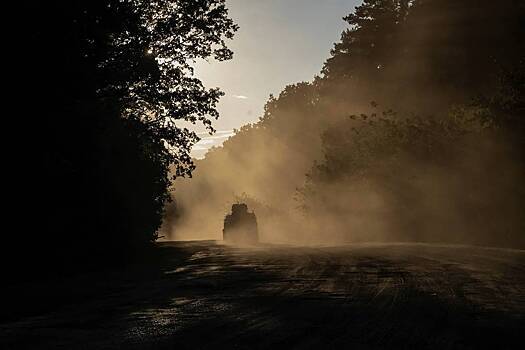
[10, 0, 237, 273]
[323, 0, 410, 81]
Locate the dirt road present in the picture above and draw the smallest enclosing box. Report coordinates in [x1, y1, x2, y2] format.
[2, 242, 524, 349]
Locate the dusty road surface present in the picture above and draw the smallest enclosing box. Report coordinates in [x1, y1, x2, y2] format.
[2, 242, 525, 349]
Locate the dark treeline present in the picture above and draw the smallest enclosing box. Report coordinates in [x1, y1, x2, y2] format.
[7, 1, 237, 278]
[168, 0, 524, 247]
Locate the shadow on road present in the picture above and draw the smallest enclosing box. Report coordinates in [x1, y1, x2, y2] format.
[1, 242, 524, 349]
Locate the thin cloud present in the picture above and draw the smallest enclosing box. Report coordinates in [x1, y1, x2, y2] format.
[191, 145, 209, 151]
[195, 139, 217, 146]
[232, 95, 249, 100]
[193, 130, 235, 150]
[191, 131, 234, 159]
[197, 129, 234, 136]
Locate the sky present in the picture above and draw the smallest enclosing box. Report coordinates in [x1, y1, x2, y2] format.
[191, 0, 360, 158]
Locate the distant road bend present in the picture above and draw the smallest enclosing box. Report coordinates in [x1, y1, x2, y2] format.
[2, 242, 524, 349]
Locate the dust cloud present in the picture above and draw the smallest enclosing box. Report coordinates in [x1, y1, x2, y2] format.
[161, 0, 524, 249]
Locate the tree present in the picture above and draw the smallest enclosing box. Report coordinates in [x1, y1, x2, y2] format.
[10, 0, 238, 271]
[322, 0, 410, 81]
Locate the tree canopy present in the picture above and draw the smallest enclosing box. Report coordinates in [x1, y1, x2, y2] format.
[10, 0, 237, 273]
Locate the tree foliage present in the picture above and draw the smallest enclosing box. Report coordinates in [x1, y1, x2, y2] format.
[12, 0, 237, 270]
[299, 62, 525, 246]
